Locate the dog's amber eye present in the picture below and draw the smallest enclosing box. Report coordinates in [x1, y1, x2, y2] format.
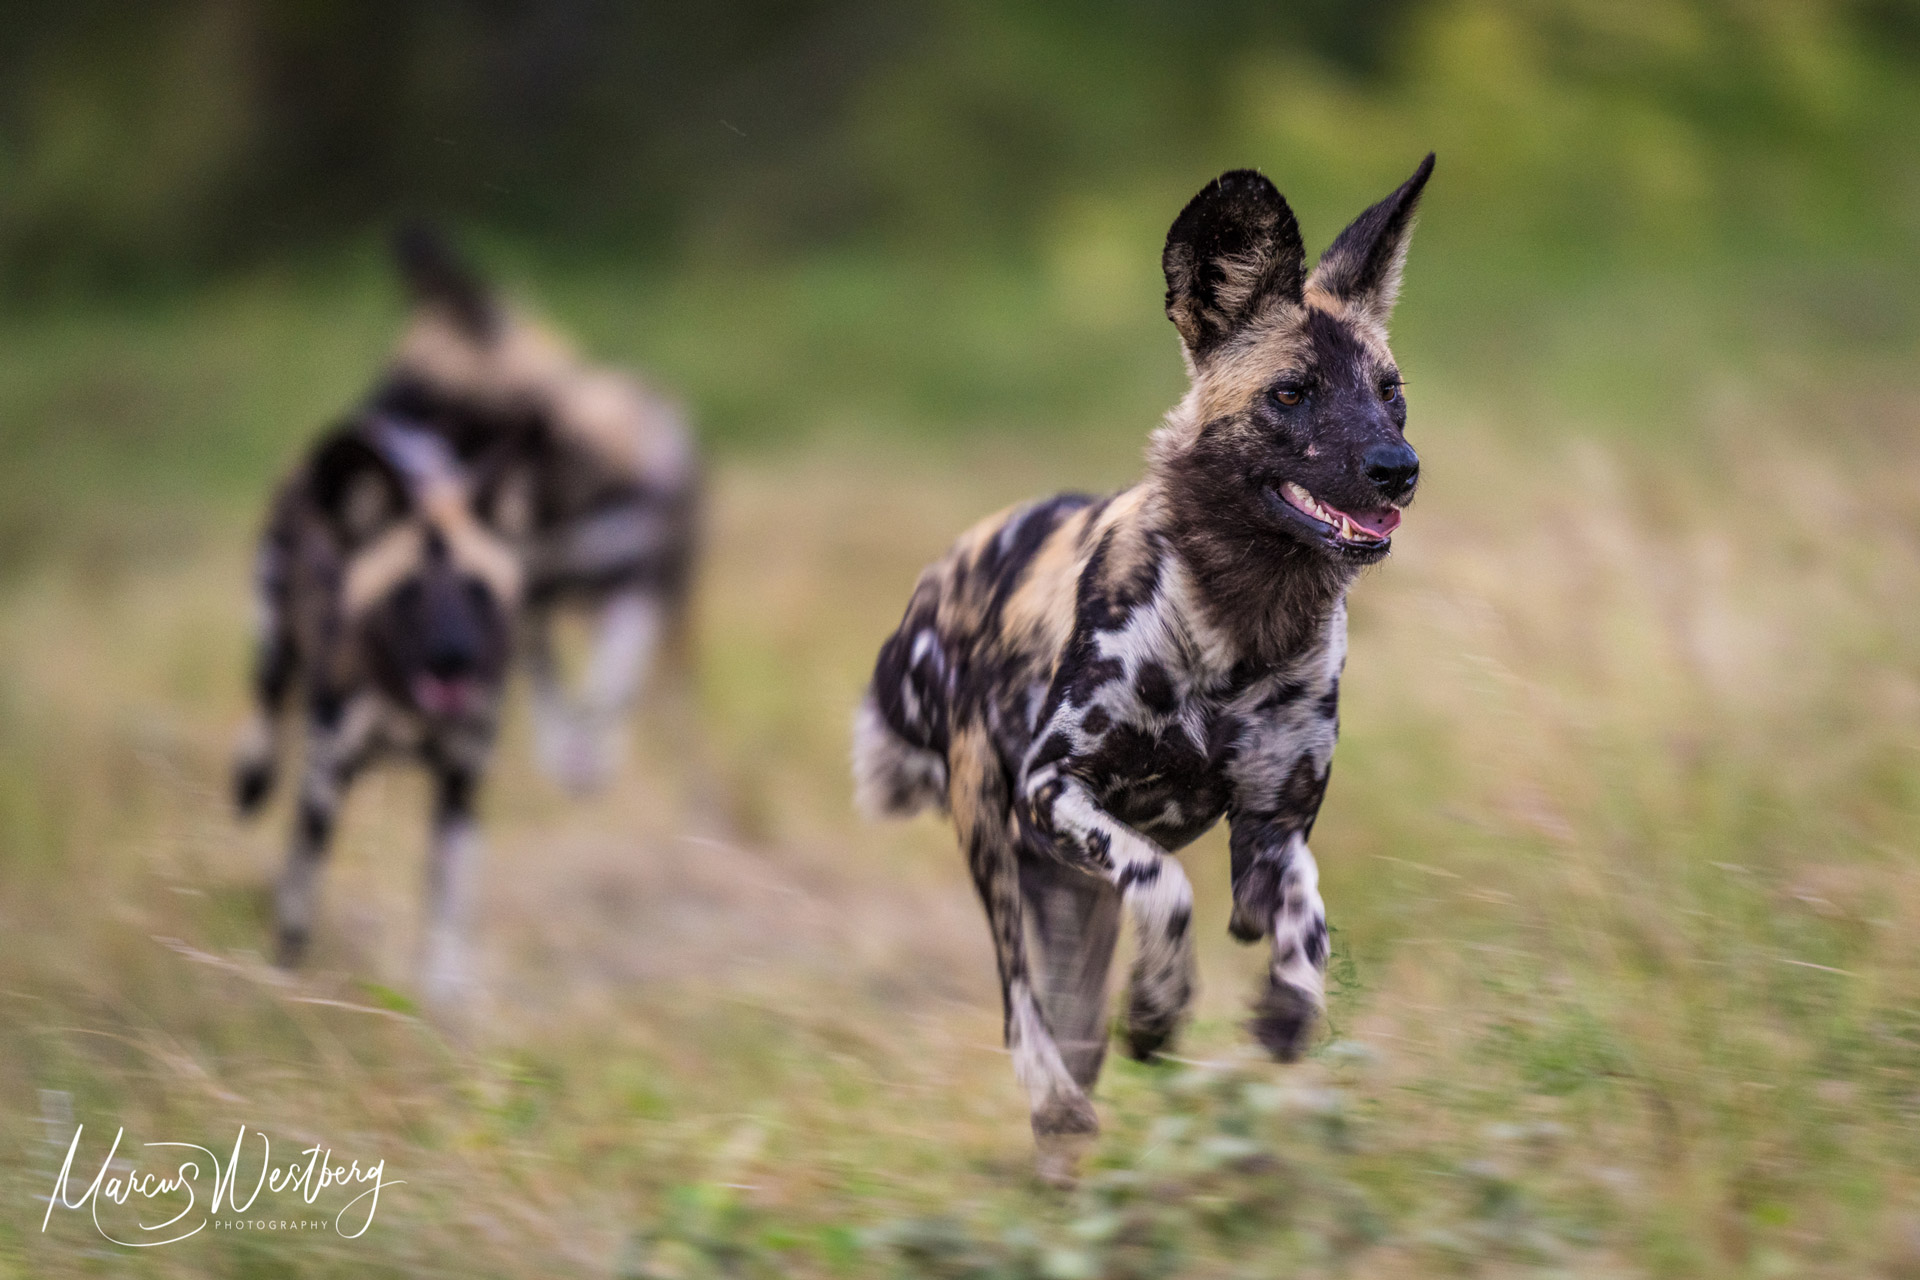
[1271, 386, 1302, 407]
[1379, 378, 1402, 402]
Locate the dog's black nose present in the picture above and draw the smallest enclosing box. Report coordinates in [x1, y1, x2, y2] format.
[421, 578, 486, 679]
[424, 631, 480, 680]
[1363, 441, 1420, 502]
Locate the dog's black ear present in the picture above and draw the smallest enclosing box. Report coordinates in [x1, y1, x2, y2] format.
[468, 419, 548, 542]
[1163, 170, 1306, 358]
[393, 223, 499, 342]
[309, 429, 407, 547]
[1310, 153, 1434, 325]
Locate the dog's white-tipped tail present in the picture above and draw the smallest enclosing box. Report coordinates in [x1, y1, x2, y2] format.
[851, 694, 947, 820]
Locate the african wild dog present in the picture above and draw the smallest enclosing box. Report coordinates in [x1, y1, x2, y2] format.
[856, 157, 1434, 1178]
[234, 411, 532, 1000]
[373, 228, 699, 792]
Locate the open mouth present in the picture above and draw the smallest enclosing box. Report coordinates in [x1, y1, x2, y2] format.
[1275, 481, 1402, 550]
[411, 673, 486, 719]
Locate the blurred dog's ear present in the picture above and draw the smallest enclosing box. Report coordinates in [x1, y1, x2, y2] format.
[1163, 170, 1306, 358]
[393, 223, 499, 342]
[467, 421, 546, 542]
[1310, 153, 1434, 327]
[309, 430, 407, 547]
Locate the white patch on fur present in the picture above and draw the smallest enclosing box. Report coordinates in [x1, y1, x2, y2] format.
[1224, 601, 1346, 800]
[422, 814, 483, 1007]
[851, 696, 947, 820]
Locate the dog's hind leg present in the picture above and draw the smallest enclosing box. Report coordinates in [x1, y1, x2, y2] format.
[952, 730, 1097, 1183]
[531, 590, 665, 793]
[1020, 856, 1121, 1091]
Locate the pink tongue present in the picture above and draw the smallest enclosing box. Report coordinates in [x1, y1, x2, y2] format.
[414, 675, 475, 716]
[1346, 507, 1402, 537]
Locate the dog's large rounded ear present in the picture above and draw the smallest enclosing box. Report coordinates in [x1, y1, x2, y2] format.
[1163, 170, 1306, 358]
[308, 430, 407, 547]
[1310, 153, 1434, 326]
[393, 223, 499, 342]
[467, 419, 548, 542]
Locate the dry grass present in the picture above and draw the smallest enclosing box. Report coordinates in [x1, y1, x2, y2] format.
[5, 394, 1920, 1276]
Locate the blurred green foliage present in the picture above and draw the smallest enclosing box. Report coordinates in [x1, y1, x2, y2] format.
[3, 0, 1919, 561]
[2, 0, 1917, 295]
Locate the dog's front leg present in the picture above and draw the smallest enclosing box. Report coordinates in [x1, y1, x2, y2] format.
[1229, 820, 1330, 1060]
[1024, 770, 1196, 1061]
[274, 696, 377, 967]
[421, 759, 484, 1008]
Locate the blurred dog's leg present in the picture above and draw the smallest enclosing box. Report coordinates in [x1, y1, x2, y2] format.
[421, 763, 482, 1008]
[1020, 857, 1121, 1091]
[526, 603, 578, 786]
[583, 589, 663, 720]
[570, 589, 663, 789]
[234, 560, 297, 815]
[951, 731, 1097, 1183]
[1235, 833, 1328, 1061]
[274, 698, 375, 968]
[535, 590, 664, 793]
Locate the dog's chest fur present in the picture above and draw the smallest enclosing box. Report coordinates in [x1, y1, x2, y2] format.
[1021, 551, 1345, 851]
[878, 486, 1347, 855]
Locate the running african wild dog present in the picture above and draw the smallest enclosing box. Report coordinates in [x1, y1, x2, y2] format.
[856, 156, 1434, 1180]
[234, 411, 533, 1002]
[375, 227, 699, 793]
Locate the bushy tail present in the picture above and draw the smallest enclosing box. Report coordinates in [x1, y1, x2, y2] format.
[392, 222, 500, 341]
[851, 694, 948, 820]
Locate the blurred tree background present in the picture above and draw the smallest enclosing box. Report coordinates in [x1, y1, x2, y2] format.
[3, 0, 1918, 292]
[1, 0, 1917, 568]
[1, 0, 1916, 583]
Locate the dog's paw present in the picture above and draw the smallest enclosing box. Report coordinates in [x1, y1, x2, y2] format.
[1227, 900, 1268, 944]
[1123, 983, 1188, 1062]
[1031, 1095, 1099, 1188]
[273, 926, 308, 970]
[234, 758, 275, 816]
[1247, 978, 1320, 1062]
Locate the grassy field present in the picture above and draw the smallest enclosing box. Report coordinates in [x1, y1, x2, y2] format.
[3, 260, 1920, 1278]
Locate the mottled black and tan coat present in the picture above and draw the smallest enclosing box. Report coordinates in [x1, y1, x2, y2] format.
[235, 233, 699, 996]
[856, 157, 1434, 1177]
[373, 230, 699, 791]
[235, 413, 530, 1001]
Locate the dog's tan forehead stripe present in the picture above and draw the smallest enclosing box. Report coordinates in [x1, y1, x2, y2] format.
[343, 525, 424, 617]
[1187, 297, 1395, 422]
[422, 485, 523, 604]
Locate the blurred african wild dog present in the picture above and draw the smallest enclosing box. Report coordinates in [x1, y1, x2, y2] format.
[235, 231, 698, 991]
[856, 157, 1434, 1178]
[376, 228, 698, 792]
[234, 412, 531, 998]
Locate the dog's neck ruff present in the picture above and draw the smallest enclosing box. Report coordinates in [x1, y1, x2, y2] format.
[1142, 469, 1356, 674]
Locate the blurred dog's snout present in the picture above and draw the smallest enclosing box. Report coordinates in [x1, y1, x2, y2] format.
[424, 628, 480, 679]
[422, 580, 486, 679]
[1363, 441, 1420, 502]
